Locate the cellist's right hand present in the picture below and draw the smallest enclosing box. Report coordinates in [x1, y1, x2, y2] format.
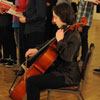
[25, 48, 38, 57]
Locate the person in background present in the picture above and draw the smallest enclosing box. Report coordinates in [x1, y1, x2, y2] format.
[24, 3, 81, 100]
[18, 0, 46, 64]
[0, 0, 17, 65]
[45, 0, 57, 41]
[12, 0, 27, 65]
[77, 0, 100, 66]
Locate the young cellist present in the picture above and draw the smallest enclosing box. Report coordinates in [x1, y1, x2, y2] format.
[25, 3, 81, 100]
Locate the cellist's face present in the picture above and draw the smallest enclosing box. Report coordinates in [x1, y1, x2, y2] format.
[52, 11, 65, 28]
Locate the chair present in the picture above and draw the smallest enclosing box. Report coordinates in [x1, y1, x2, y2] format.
[47, 43, 95, 100]
[81, 43, 95, 79]
[47, 85, 84, 100]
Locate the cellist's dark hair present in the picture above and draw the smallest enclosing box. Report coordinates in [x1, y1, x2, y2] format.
[53, 3, 75, 25]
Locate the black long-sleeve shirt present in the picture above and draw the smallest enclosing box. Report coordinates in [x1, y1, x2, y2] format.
[37, 25, 81, 86]
[23, 0, 46, 34]
[47, 26, 81, 86]
[23, 24, 81, 86]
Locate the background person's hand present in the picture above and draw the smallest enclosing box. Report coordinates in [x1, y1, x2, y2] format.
[19, 15, 26, 23]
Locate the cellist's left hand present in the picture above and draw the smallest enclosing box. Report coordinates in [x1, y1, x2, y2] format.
[56, 29, 64, 42]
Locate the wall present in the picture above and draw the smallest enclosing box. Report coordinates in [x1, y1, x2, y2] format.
[93, 5, 100, 20]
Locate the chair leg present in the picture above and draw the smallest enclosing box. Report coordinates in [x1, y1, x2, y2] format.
[65, 90, 84, 100]
[47, 90, 51, 100]
[77, 91, 84, 100]
[47, 89, 84, 100]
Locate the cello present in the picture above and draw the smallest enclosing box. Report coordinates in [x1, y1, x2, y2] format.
[9, 17, 87, 100]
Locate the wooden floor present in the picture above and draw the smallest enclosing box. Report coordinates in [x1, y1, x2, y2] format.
[0, 20, 100, 100]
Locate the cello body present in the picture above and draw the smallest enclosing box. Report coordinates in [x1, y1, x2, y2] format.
[10, 40, 57, 100]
